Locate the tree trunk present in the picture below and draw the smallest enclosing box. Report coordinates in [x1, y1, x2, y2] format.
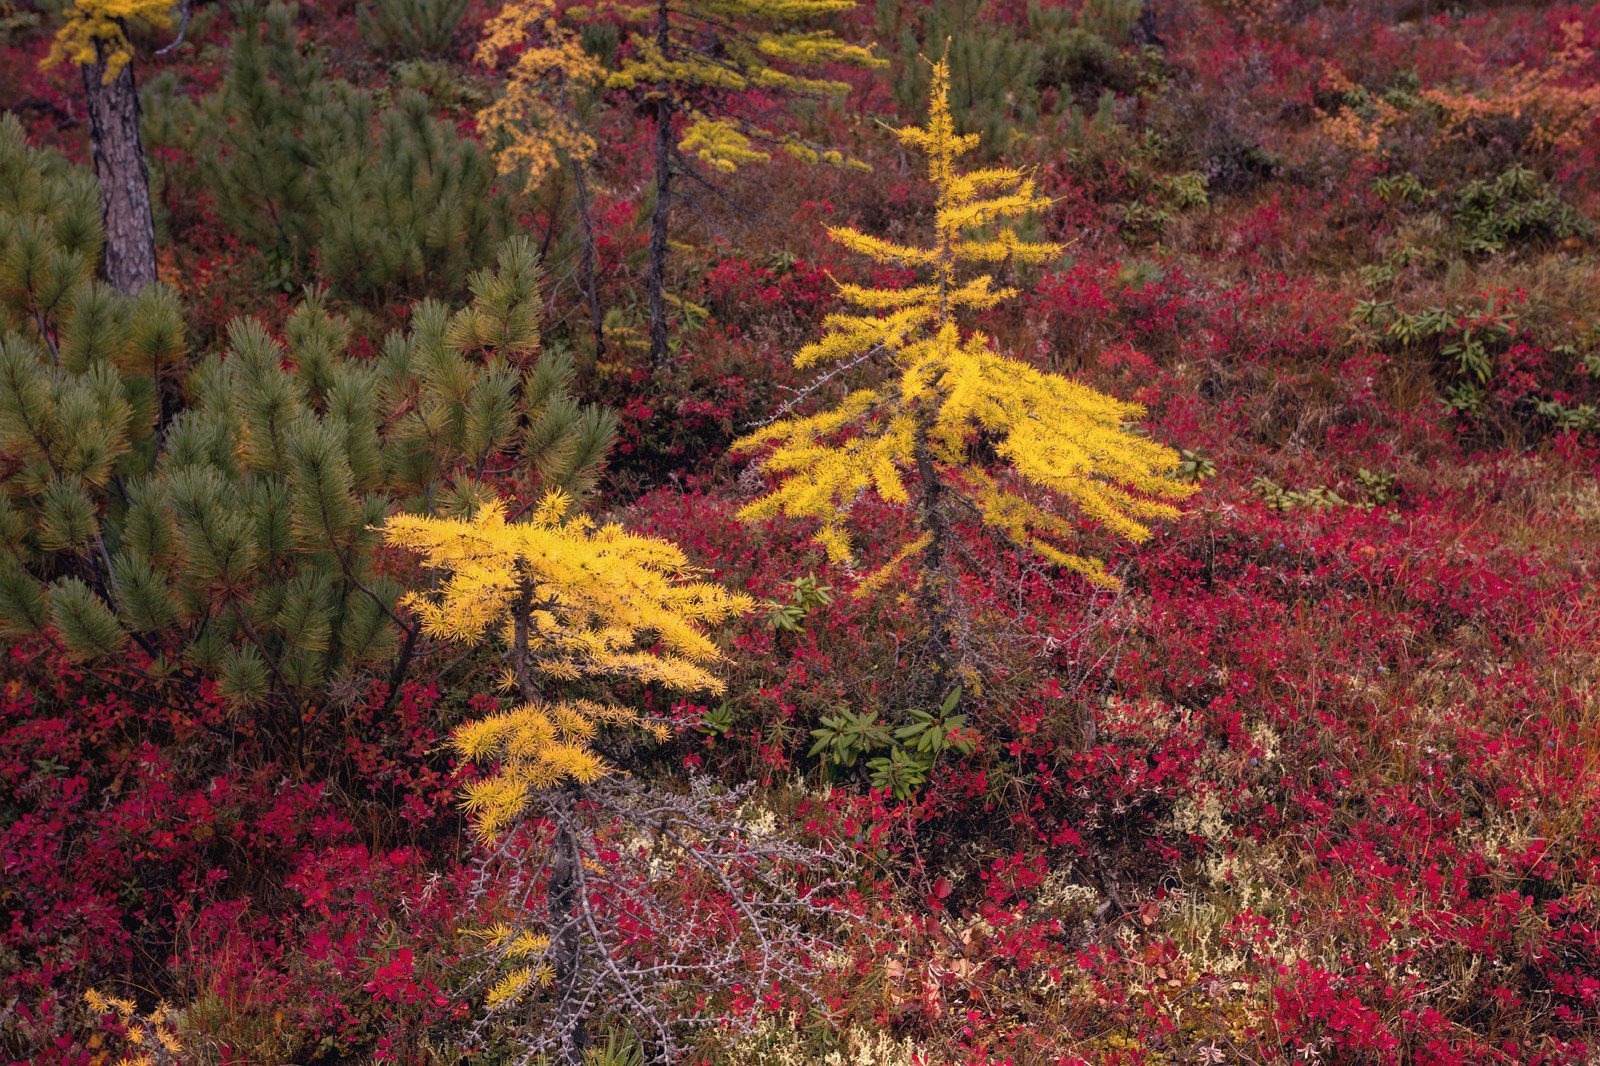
[572, 158, 606, 360]
[548, 787, 588, 1066]
[81, 50, 159, 295]
[645, 0, 673, 369]
[511, 581, 586, 1064]
[913, 411, 954, 690]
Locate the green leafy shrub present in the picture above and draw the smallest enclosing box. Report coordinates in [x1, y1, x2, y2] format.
[1352, 294, 1515, 415]
[1452, 165, 1591, 255]
[808, 687, 976, 800]
[1352, 293, 1597, 435]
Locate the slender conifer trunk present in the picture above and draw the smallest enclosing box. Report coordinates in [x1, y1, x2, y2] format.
[511, 579, 588, 1066]
[548, 787, 588, 1066]
[82, 47, 159, 294]
[915, 194, 958, 690]
[645, 0, 673, 368]
[913, 411, 953, 689]
[573, 158, 606, 359]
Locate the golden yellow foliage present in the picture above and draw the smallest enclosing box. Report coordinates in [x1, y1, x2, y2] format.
[1423, 22, 1600, 154]
[605, 0, 875, 102]
[476, 0, 879, 182]
[1316, 66, 1401, 157]
[44, 0, 172, 82]
[734, 59, 1195, 590]
[679, 119, 774, 173]
[1320, 23, 1600, 161]
[384, 491, 752, 838]
[465, 921, 555, 958]
[475, 0, 606, 188]
[83, 989, 182, 1066]
[486, 966, 537, 1008]
[517, 0, 881, 176]
[461, 924, 557, 1008]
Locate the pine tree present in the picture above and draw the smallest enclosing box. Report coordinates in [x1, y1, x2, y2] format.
[874, 0, 1144, 155]
[734, 59, 1196, 684]
[386, 494, 836, 1066]
[151, 1, 508, 299]
[0, 119, 614, 740]
[43, 0, 173, 294]
[316, 91, 509, 296]
[474, 0, 882, 368]
[359, 0, 470, 59]
[876, 0, 1042, 153]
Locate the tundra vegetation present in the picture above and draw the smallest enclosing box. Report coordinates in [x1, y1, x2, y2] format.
[1, 2, 1599, 1065]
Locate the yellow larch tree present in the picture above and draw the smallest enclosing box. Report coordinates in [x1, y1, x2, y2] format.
[383, 488, 753, 1066]
[474, 2, 605, 190]
[384, 488, 751, 840]
[473, 0, 882, 368]
[615, 0, 882, 369]
[734, 58, 1197, 680]
[474, 1, 610, 354]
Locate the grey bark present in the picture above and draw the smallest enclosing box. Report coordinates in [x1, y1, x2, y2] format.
[572, 159, 606, 360]
[81, 48, 159, 295]
[548, 788, 588, 1066]
[913, 411, 954, 689]
[645, 0, 673, 368]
